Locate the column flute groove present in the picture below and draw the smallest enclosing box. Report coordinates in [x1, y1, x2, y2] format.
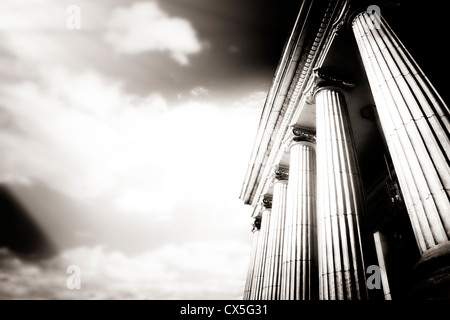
[315, 85, 369, 300]
[280, 128, 317, 300]
[352, 12, 450, 254]
[262, 180, 287, 299]
[250, 210, 270, 300]
[243, 223, 260, 300]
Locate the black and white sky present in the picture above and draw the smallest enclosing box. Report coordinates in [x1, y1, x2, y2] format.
[0, 0, 302, 299]
[1, 0, 448, 300]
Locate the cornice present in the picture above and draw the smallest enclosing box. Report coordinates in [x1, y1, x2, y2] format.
[246, 0, 345, 207]
[239, 0, 316, 204]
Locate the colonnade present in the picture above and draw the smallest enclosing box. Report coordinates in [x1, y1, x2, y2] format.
[243, 10, 450, 300]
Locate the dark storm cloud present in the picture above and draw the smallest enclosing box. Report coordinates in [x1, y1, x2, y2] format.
[79, 0, 304, 101]
[0, 186, 55, 259]
[157, 0, 304, 98]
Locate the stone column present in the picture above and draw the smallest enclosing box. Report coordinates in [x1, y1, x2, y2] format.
[281, 128, 318, 300]
[243, 217, 261, 300]
[373, 231, 392, 300]
[262, 179, 288, 300]
[352, 12, 450, 298]
[250, 207, 271, 300]
[314, 85, 369, 300]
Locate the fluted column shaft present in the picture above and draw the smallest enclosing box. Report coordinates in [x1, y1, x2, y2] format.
[250, 209, 271, 300]
[352, 12, 450, 254]
[243, 227, 260, 300]
[262, 180, 288, 300]
[316, 88, 368, 300]
[281, 141, 317, 300]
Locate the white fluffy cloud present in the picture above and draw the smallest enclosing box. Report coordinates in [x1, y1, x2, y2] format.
[0, 67, 260, 219]
[0, 1, 203, 68]
[104, 1, 203, 65]
[0, 1, 108, 68]
[0, 241, 250, 299]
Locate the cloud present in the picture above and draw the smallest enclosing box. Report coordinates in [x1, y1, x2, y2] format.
[0, 0, 264, 299]
[0, 67, 260, 221]
[0, 174, 32, 186]
[104, 1, 203, 65]
[190, 86, 209, 97]
[0, 241, 250, 299]
[0, 69, 169, 214]
[0, 1, 61, 31]
[0, 1, 108, 67]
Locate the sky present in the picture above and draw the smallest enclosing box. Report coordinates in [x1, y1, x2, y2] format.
[0, 0, 301, 299]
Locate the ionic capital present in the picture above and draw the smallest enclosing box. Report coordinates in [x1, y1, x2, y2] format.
[261, 194, 273, 209]
[252, 217, 262, 232]
[282, 125, 316, 153]
[304, 67, 355, 104]
[272, 165, 289, 181]
[267, 165, 289, 187]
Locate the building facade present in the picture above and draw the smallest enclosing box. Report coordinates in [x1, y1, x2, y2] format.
[240, 0, 450, 300]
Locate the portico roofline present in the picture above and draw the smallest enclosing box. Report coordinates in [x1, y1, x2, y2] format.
[240, 0, 345, 206]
